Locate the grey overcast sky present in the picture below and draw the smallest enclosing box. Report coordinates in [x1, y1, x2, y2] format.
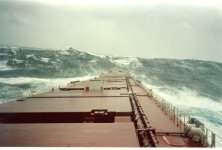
[0, 0, 222, 62]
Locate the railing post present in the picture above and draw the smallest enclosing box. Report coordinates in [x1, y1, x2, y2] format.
[206, 128, 209, 146]
[163, 99, 165, 112]
[211, 133, 216, 147]
[173, 106, 176, 122]
[161, 99, 164, 111]
[178, 110, 181, 127]
[167, 103, 169, 115]
[170, 104, 173, 119]
[176, 108, 179, 126]
[168, 103, 170, 114]
[188, 116, 191, 123]
[183, 114, 185, 131]
[169, 104, 171, 119]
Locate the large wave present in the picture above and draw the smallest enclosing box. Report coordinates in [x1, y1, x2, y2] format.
[0, 46, 222, 144]
[0, 76, 96, 103]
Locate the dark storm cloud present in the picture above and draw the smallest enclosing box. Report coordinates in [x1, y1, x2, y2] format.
[0, 0, 221, 62]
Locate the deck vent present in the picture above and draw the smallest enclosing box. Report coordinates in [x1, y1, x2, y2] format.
[103, 87, 121, 90]
[91, 109, 108, 116]
[16, 99, 25, 102]
[59, 87, 84, 91]
[82, 109, 116, 123]
[70, 80, 80, 84]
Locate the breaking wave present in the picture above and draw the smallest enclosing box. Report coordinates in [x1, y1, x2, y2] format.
[0, 61, 15, 71]
[0, 76, 96, 104]
[144, 84, 222, 135]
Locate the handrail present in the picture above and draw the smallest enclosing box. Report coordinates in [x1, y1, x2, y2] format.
[137, 81, 221, 148]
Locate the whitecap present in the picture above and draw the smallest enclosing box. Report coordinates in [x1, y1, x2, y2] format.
[26, 54, 37, 60]
[110, 57, 143, 67]
[60, 50, 70, 55]
[40, 57, 49, 63]
[146, 85, 222, 112]
[0, 76, 97, 86]
[0, 75, 97, 104]
[86, 52, 106, 58]
[0, 53, 8, 56]
[0, 61, 15, 71]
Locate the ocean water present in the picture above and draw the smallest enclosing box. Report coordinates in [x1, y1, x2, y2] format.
[0, 76, 96, 103]
[0, 46, 222, 145]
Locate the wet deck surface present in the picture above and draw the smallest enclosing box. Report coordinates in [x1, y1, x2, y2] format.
[0, 123, 138, 147]
[129, 79, 200, 147]
[34, 89, 128, 97]
[0, 72, 202, 147]
[0, 97, 131, 113]
[136, 96, 182, 132]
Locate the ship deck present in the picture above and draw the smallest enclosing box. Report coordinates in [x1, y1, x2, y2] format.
[0, 123, 138, 147]
[0, 69, 204, 147]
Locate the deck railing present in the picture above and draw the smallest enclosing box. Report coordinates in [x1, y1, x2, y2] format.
[138, 82, 222, 147]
